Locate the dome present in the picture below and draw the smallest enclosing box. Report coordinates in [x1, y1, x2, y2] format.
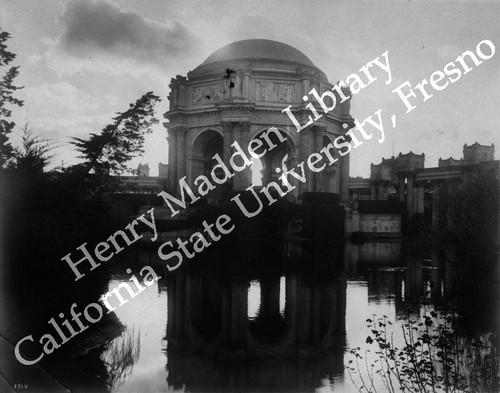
[200, 39, 317, 68]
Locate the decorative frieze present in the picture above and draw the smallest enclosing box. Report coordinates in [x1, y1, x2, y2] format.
[254, 81, 295, 103]
[192, 82, 226, 105]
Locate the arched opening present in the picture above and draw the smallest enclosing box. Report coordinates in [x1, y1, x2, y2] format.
[250, 127, 297, 188]
[190, 129, 224, 202]
[251, 157, 264, 186]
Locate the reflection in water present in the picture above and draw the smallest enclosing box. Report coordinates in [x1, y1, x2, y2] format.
[247, 280, 261, 320]
[165, 240, 346, 393]
[101, 277, 169, 393]
[97, 239, 496, 393]
[346, 242, 449, 319]
[248, 277, 286, 321]
[102, 328, 141, 392]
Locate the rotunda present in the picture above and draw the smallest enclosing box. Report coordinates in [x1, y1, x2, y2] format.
[165, 39, 353, 202]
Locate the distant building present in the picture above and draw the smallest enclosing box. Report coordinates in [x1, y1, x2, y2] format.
[136, 163, 150, 177]
[349, 152, 425, 201]
[438, 157, 463, 167]
[463, 142, 495, 164]
[369, 156, 400, 200]
[437, 143, 494, 167]
[116, 163, 168, 194]
[348, 142, 497, 222]
[397, 151, 425, 171]
[348, 177, 371, 201]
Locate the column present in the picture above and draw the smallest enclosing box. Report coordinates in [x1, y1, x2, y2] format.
[377, 183, 384, 201]
[398, 175, 405, 201]
[299, 128, 314, 193]
[242, 72, 251, 100]
[339, 154, 350, 202]
[432, 184, 440, 228]
[287, 155, 300, 201]
[415, 184, 424, 214]
[383, 183, 389, 200]
[220, 122, 234, 193]
[222, 122, 233, 165]
[301, 75, 310, 100]
[352, 210, 360, 231]
[370, 182, 377, 200]
[176, 127, 186, 192]
[236, 122, 251, 190]
[231, 123, 241, 189]
[314, 127, 325, 192]
[167, 127, 177, 192]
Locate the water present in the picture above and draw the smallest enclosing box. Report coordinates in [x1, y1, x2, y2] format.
[88, 239, 483, 393]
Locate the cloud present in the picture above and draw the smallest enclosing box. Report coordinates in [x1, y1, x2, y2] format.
[21, 82, 100, 117]
[42, 44, 172, 80]
[13, 81, 123, 149]
[27, 115, 109, 140]
[60, 0, 198, 64]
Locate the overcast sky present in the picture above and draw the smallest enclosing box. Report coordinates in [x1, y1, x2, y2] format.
[1, 0, 499, 177]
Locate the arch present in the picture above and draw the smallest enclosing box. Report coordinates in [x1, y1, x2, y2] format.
[250, 126, 298, 154]
[249, 127, 298, 187]
[189, 129, 224, 202]
[190, 128, 223, 157]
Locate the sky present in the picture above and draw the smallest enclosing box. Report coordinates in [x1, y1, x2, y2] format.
[1, 0, 499, 177]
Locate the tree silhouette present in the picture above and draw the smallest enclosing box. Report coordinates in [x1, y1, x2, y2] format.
[13, 123, 55, 174]
[72, 91, 160, 175]
[0, 28, 23, 168]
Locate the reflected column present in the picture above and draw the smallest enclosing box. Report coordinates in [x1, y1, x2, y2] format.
[407, 174, 414, 217]
[253, 275, 283, 338]
[220, 280, 248, 348]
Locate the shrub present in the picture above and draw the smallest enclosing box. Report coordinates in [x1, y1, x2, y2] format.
[347, 312, 499, 393]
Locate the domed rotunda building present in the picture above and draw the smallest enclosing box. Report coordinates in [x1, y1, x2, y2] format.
[165, 39, 353, 202]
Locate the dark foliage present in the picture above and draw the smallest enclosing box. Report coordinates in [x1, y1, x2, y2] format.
[348, 313, 499, 393]
[72, 91, 160, 175]
[0, 29, 23, 167]
[436, 165, 500, 329]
